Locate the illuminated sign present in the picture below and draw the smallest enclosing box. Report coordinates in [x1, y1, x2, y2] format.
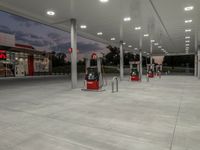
[91, 53, 97, 60]
[0, 50, 7, 60]
[68, 48, 73, 53]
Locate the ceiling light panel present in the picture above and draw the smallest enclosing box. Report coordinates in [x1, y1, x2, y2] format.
[124, 17, 131, 22]
[99, 0, 109, 3]
[185, 19, 193, 23]
[184, 6, 194, 11]
[46, 10, 55, 16]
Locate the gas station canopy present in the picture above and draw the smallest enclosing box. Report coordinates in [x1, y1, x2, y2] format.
[0, 0, 199, 55]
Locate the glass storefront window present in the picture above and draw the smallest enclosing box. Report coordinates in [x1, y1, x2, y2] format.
[0, 50, 51, 77]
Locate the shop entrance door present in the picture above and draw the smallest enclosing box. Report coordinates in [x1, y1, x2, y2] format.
[15, 59, 25, 77]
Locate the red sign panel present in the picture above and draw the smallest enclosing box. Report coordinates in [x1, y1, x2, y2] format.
[91, 53, 97, 60]
[68, 48, 73, 54]
[0, 50, 7, 60]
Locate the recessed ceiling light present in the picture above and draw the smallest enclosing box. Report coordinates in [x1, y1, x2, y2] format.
[154, 43, 159, 46]
[128, 45, 132, 48]
[97, 32, 103, 35]
[134, 48, 138, 50]
[80, 25, 87, 29]
[111, 38, 116, 41]
[186, 44, 190, 46]
[124, 17, 131, 22]
[123, 42, 126, 45]
[134, 26, 141, 30]
[161, 49, 165, 51]
[184, 6, 194, 11]
[185, 19, 193, 23]
[185, 29, 192, 32]
[144, 34, 149, 37]
[185, 36, 191, 39]
[99, 0, 109, 3]
[46, 10, 55, 16]
[158, 46, 162, 48]
[161, 49, 166, 52]
[151, 40, 155, 43]
[185, 40, 190, 43]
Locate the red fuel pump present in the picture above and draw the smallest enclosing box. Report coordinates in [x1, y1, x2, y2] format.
[85, 67, 100, 90]
[82, 53, 105, 91]
[129, 61, 141, 81]
[147, 64, 155, 78]
[155, 64, 162, 78]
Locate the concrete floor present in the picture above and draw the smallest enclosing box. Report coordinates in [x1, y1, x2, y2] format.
[0, 75, 200, 150]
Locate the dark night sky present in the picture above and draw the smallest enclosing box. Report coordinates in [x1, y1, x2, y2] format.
[0, 11, 108, 60]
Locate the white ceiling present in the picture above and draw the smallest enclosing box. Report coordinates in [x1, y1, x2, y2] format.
[0, 0, 199, 55]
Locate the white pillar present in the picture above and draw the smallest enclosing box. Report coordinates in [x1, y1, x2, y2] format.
[198, 50, 200, 79]
[150, 41, 153, 64]
[194, 30, 198, 77]
[97, 58, 103, 87]
[139, 50, 143, 79]
[70, 18, 78, 88]
[97, 58, 101, 74]
[85, 58, 90, 69]
[120, 41, 124, 80]
[195, 54, 198, 77]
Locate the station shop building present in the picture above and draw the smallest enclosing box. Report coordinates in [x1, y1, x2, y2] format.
[0, 32, 52, 77]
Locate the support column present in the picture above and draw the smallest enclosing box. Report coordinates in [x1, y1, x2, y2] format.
[70, 18, 78, 88]
[194, 30, 198, 77]
[195, 54, 198, 77]
[120, 41, 124, 80]
[97, 58, 101, 74]
[139, 32, 143, 80]
[150, 41, 153, 64]
[139, 50, 143, 79]
[97, 58, 103, 87]
[198, 50, 200, 79]
[85, 58, 90, 70]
